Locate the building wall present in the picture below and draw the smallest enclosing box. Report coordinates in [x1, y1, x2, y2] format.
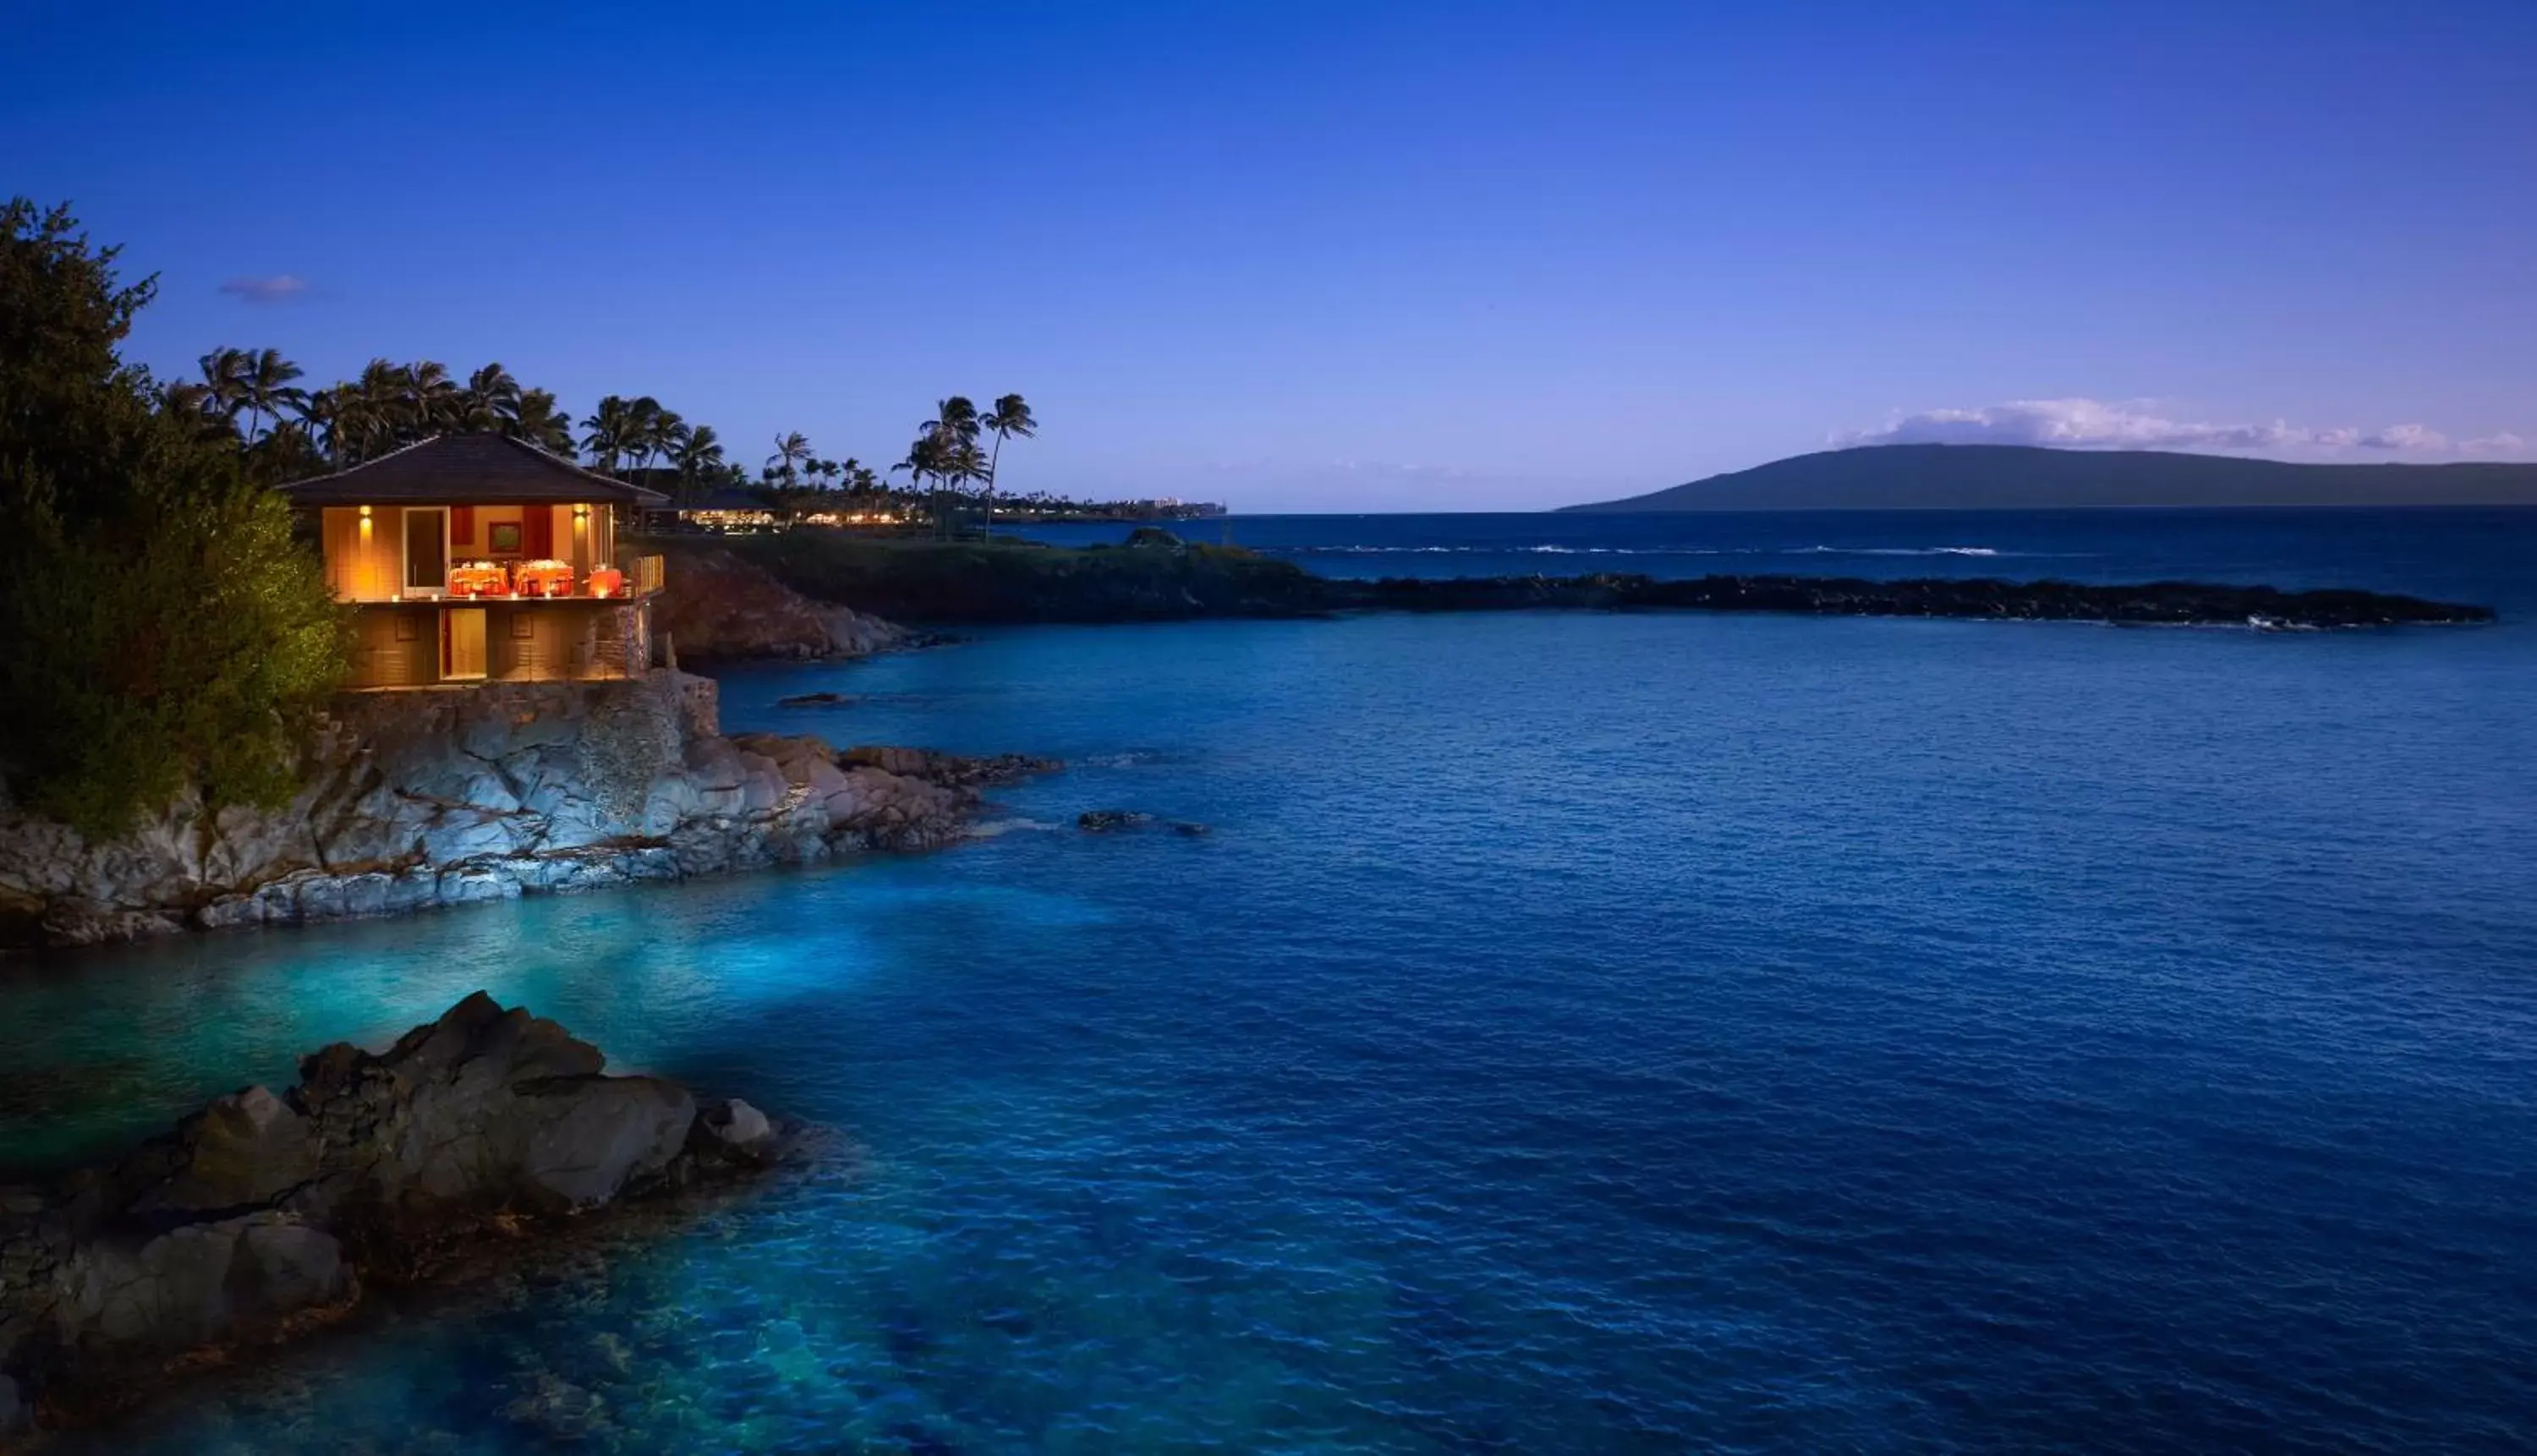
[321, 506, 408, 601]
[348, 605, 439, 689]
[343, 602, 647, 690]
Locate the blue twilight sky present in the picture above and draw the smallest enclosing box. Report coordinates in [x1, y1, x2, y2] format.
[8, 1, 2534, 511]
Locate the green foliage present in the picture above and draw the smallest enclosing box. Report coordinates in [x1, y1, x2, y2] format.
[0, 199, 349, 839]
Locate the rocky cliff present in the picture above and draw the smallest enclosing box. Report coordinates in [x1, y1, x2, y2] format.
[0, 672, 1056, 950]
[649, 545, 912, 660]
[0, 993, 782, 1443]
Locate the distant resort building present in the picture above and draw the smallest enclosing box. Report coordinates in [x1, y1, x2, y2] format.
[278, 435, 668, 691]
[651, 490, 789, 534]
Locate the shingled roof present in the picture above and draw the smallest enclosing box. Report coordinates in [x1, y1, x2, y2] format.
[276, 435, 669, 507]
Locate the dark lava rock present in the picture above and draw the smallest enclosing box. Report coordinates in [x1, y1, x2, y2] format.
[1125, 527, 1186, 549]
[0, 993, 790, 1439]
[1329, 572, 2496, 627]
[842, 745, 1062, 789]
[1077, 811, 1210, 836]
[776, 691, 858, 709]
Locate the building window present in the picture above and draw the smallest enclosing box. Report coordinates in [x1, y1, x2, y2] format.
[510, 614, 535, 639]
[393, 612, 419, 642]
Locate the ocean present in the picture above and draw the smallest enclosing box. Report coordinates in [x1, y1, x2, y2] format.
[6, 508, 2534, 1453]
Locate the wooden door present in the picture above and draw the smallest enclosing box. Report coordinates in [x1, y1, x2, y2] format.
[442, 607, 487, 681]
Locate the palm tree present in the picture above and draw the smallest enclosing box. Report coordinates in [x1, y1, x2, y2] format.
[891, 430, 954, 534]
[403, 360, 460, 435]
[917, 397, 981, 538]
[291, 386, 339, 461]
[233, 348, 306, 445]
[981, 393, 1036, 524]
[670, 424, 726, 501]
[766, 430, 812, 487]
[460, 363, 522, 432]
[196, 348, 250, 431]
[581, 396, 636, 473]
[944, 439, 991, 524]
[512, 388, 574, 454]
[326, 359, 408, 463]
[626, 398, 680, 475]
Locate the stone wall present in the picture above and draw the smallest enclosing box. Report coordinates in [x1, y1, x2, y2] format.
[0, 673, 1053, 950]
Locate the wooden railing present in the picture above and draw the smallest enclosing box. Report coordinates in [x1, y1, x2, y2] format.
[629, 554, 667, 597]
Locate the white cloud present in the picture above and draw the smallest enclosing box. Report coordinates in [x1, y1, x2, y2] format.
[2359, 424, 2447, 450]
[218, 274, 309, 303]
[1838, 398, 2528, 460]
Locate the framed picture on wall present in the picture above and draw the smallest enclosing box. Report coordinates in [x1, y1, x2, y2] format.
[488, 522, 523, 555]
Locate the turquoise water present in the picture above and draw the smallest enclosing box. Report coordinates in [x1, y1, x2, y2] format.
[7, 512, 2536, 1452]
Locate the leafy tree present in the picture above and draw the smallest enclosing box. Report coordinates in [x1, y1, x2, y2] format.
[0, 199, 348, 838]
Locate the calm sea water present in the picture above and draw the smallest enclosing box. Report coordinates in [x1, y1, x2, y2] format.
[7, 510, 2535, 1453]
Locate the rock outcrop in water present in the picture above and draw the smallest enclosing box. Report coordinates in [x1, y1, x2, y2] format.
[0, 993, 781, 1443]
[0, 672, 1058, 949]
[672, 533, 2496, 628]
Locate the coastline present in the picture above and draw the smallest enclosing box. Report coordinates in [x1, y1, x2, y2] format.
[0, 672, 1056, 950]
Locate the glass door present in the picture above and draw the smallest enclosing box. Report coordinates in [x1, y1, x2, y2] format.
[403, 507, 447, 594]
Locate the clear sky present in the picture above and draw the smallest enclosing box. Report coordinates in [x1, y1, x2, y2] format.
[9, 1, 2534, 511]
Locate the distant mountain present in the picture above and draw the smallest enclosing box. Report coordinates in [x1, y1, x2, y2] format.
[1560, 444, 2537, 512]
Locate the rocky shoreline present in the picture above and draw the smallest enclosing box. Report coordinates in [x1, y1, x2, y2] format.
[0, 672, 1057, 950]
[0, 994, 784, 1444]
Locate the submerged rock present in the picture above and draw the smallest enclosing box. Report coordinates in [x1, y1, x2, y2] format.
[1077, 810, 1209, 837]
[0, 994, 787, 1439]
[775, 691, 858, 709]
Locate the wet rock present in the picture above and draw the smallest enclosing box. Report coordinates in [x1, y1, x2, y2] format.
[775, 691, 857, 709]
[0, 674, 1065, 949]
[501, 1371, 612, 1442]
[700, 1099, 775, 1158]
[0, 995, 790, 1438]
